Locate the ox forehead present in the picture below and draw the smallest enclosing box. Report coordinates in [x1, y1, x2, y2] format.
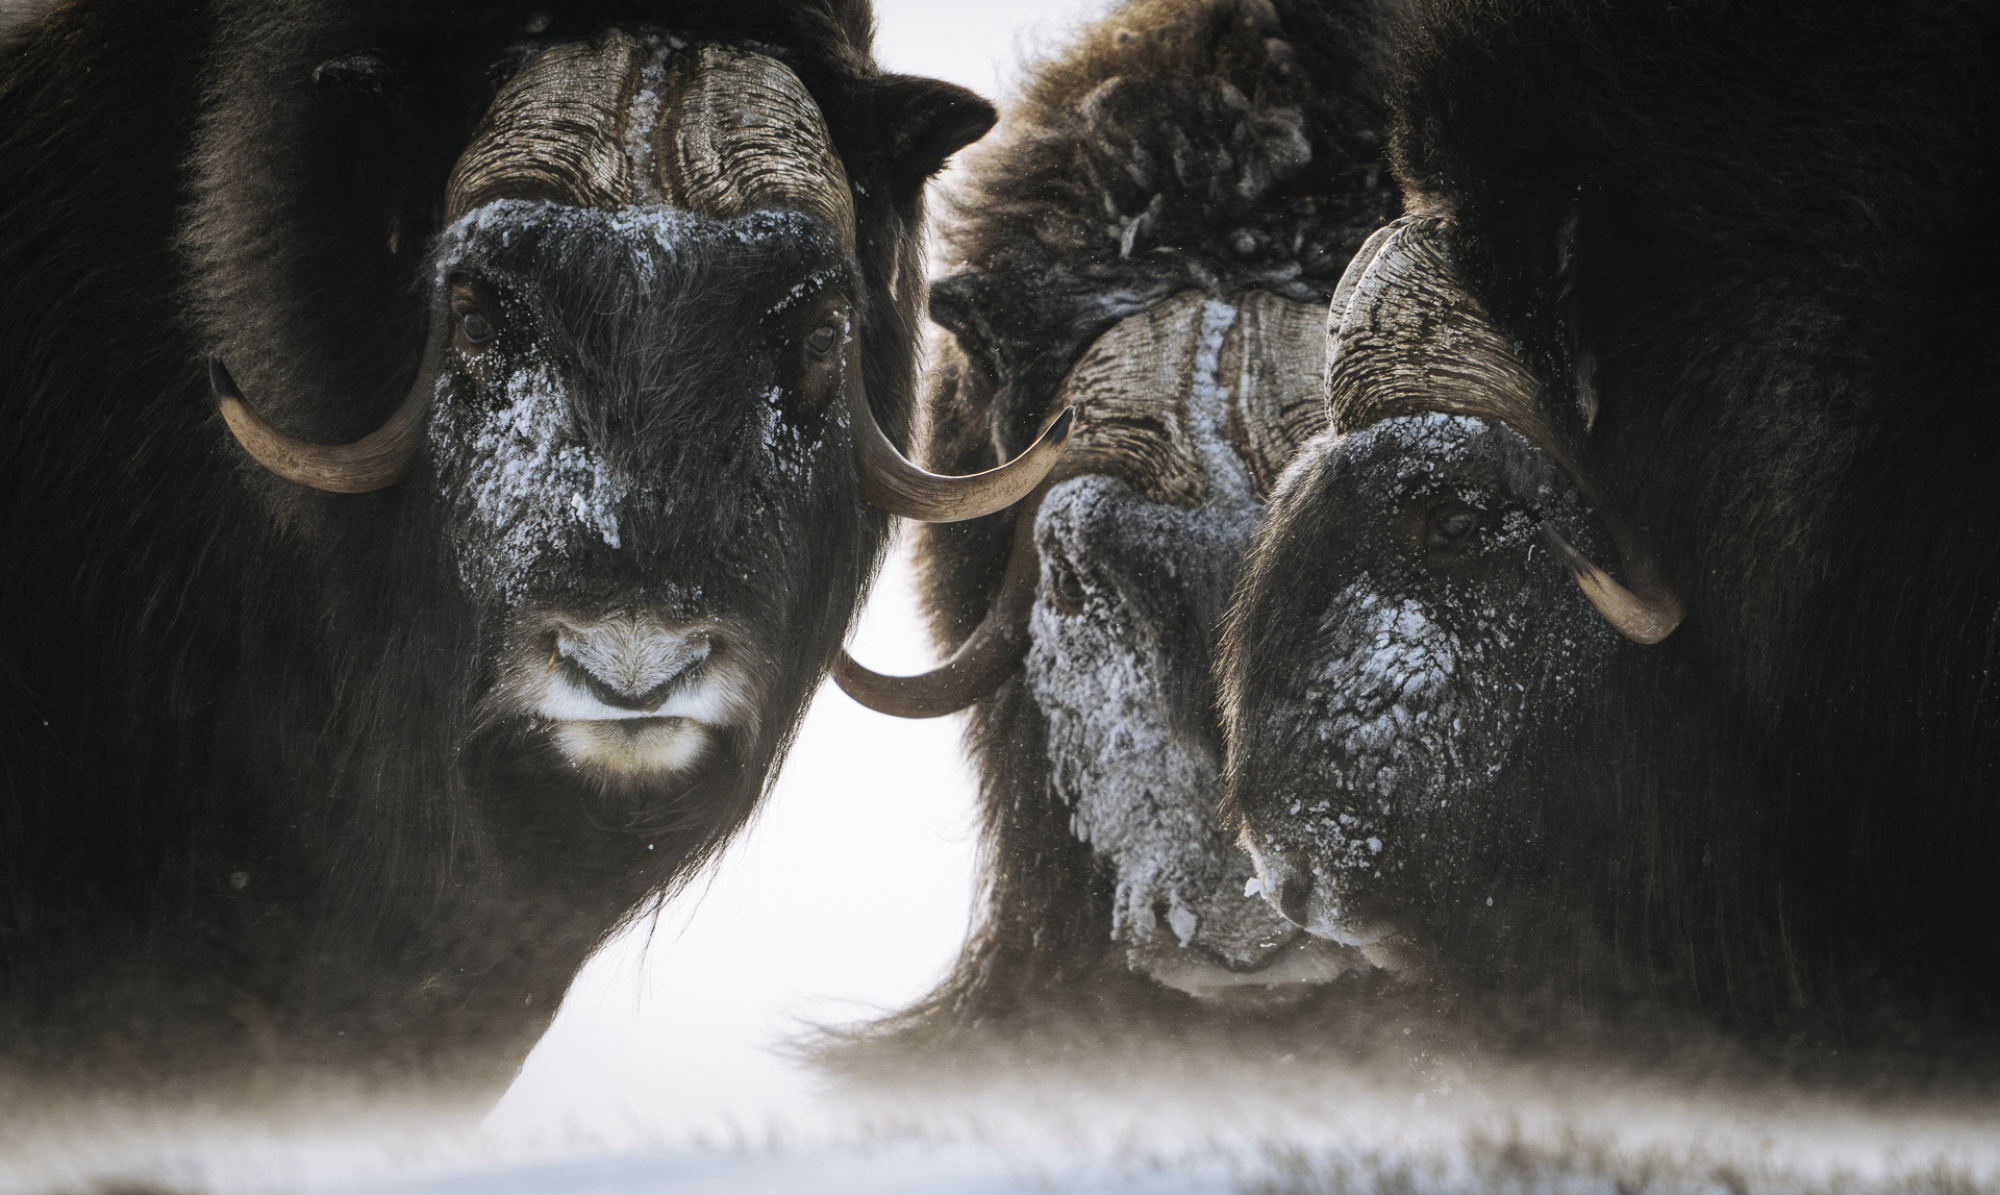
[1016, 289, 1356, 996]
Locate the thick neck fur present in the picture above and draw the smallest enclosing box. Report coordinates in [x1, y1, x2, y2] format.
[0, 0, 930, 1088]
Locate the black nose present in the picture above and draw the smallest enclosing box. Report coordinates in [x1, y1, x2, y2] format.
[555, 621, 710, 711]
[1276, 872, 1315, 928]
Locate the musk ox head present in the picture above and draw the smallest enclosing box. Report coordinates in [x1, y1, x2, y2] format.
[848, 288, 1355, 996]
[828, 0, 1402, 1011]
[208, 32, 1060, 878]
[1220, 216, 1683, 969]
[1020, 289, 1360, 995]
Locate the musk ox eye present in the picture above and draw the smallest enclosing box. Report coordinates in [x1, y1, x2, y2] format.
[806, 323, 838, 357]
[458, 310, 495, 349]
[1426, 503, 1480, 548]
[1049, 552, 1090, 615]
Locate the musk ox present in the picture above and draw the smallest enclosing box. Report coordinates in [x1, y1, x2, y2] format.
[0, 0, 1071, 1085]
[1222, 0, 2000, 1028]
[836, 0, 1401, 1028]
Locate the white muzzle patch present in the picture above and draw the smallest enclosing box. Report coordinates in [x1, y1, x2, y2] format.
[522, 617, 761, 778]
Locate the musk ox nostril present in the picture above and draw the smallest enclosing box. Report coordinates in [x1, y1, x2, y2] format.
[1276, 873, 1314, 928]
[554, 622, 710, 712]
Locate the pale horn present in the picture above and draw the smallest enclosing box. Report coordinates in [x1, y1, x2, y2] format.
[1536, 522, 1681, 644]
[211, 315, 449, 494]
[1326, 216, 1684, 644]
[848, 364, 1074, 523]
[832, 489, 1047, 717]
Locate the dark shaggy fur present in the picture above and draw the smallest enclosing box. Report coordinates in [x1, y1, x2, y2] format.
[876, 0, 1402, 1039]
[0, 0, 988, 1089]
[1224, 0, 2000, 1035]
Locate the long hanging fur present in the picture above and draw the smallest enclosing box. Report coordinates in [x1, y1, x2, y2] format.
[0, 0, 982, 1089]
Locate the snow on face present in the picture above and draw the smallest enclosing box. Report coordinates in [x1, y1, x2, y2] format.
[416, 199, 857, 788]
[1230, 413, 1617, 948]
[1028, 472, 1283, 981]
[1026, 298, 1351, 994]
[439, 356, 631, 599]
[426, 200, 840, 604]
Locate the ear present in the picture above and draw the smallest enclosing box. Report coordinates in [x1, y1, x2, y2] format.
[868, 75, 998, 185]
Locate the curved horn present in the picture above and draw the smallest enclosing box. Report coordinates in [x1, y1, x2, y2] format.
[1538, 522, 1683, 645]
[848, 359, 1074, 523]
[1327, 216, 1684, 645]
[214, 316, 450, 493]
[834, 489, 1046, 717]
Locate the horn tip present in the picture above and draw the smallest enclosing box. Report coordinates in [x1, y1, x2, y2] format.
[1046, 406, 1077, 444]
[1535, 520, 1589, 575]
[209, 353, 242, 403]
[1539, 520, 1684, 645]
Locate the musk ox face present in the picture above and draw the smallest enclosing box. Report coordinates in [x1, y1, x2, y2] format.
[1028, 473, 1349, 995]
[210, 31, 1030, 868]
[1221, 413, 1620, 966]
[428, 202, 862, 812]
[1017, 290, 1354, 996]
[1220, 217, 1676, 970]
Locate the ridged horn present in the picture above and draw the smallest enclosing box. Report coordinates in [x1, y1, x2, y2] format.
[1022, 289, 1328, 510]
[444, 31, 646, 220]
[1327, 216, 1684, 645]
[654, 44, 856, 245]
[834, 485, 1045, 717]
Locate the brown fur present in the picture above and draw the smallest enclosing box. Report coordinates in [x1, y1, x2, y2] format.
[868, 0, 1403, 1043]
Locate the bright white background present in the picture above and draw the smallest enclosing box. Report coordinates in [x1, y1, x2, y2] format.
[488, 0, 1114, 1143]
